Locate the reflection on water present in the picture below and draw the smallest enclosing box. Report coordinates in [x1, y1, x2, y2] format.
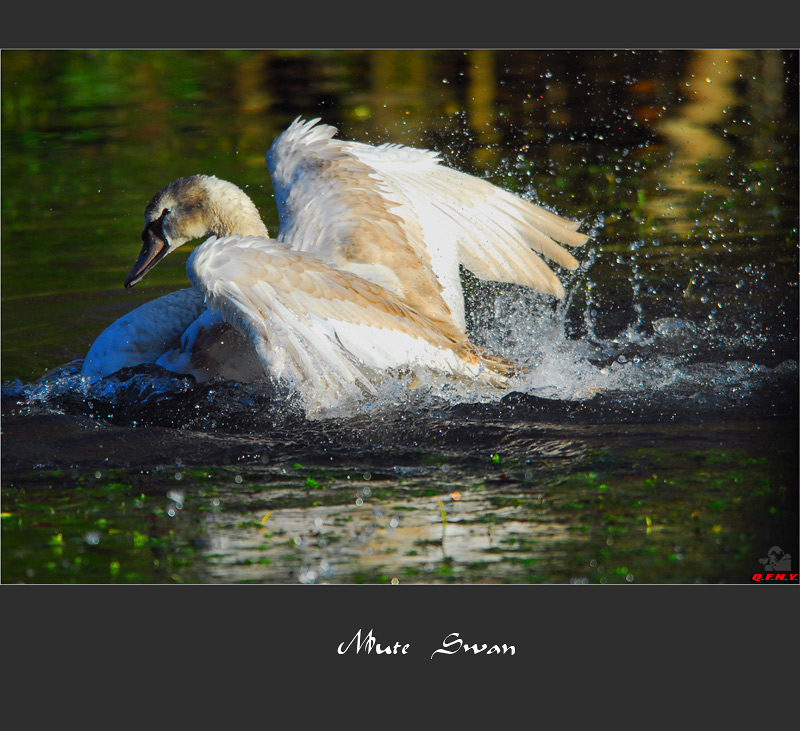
[2, 50, 797, 583]
[3, 410, 796, 584]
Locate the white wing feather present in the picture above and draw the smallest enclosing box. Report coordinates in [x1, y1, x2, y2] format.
[187, 236, 509, 412]
[81, 288, 206, 380]
[267, 118, 589, 331]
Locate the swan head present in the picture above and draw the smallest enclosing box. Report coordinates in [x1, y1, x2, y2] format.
[125, 174, 268, 289]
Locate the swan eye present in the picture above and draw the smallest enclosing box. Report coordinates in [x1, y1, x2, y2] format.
[141, 207, 172, 243]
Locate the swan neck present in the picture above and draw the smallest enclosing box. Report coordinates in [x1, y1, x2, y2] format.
[208, 195, 269, 239]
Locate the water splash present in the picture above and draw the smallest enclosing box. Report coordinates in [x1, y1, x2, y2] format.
[5, 270, 792, 429]
[2, 179, 795, 427]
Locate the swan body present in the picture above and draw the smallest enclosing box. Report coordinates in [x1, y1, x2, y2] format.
[82, 118, 588, 413]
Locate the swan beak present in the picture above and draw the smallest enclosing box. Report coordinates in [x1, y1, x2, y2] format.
[125, 227, 169, 289]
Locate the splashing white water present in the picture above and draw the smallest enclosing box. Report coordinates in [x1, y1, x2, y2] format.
[3, 271, 795, 424]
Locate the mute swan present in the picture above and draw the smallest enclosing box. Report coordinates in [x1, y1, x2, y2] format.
[82, 118, 589, 413]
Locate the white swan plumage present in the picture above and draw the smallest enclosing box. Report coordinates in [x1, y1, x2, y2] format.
[81, 118, 589, 414]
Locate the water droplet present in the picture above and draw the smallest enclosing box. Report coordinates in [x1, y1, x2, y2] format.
[299, 567, 318, 584]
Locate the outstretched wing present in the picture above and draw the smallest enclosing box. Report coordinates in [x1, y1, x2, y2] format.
[187, 236, 510, 413]
[81, 288, 207, 380]
[266, 117, 588, 331]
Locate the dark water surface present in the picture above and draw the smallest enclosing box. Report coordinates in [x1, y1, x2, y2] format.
[2, 50, 797, 583]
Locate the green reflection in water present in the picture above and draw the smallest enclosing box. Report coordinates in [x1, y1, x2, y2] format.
[2, 419, 795, 584]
